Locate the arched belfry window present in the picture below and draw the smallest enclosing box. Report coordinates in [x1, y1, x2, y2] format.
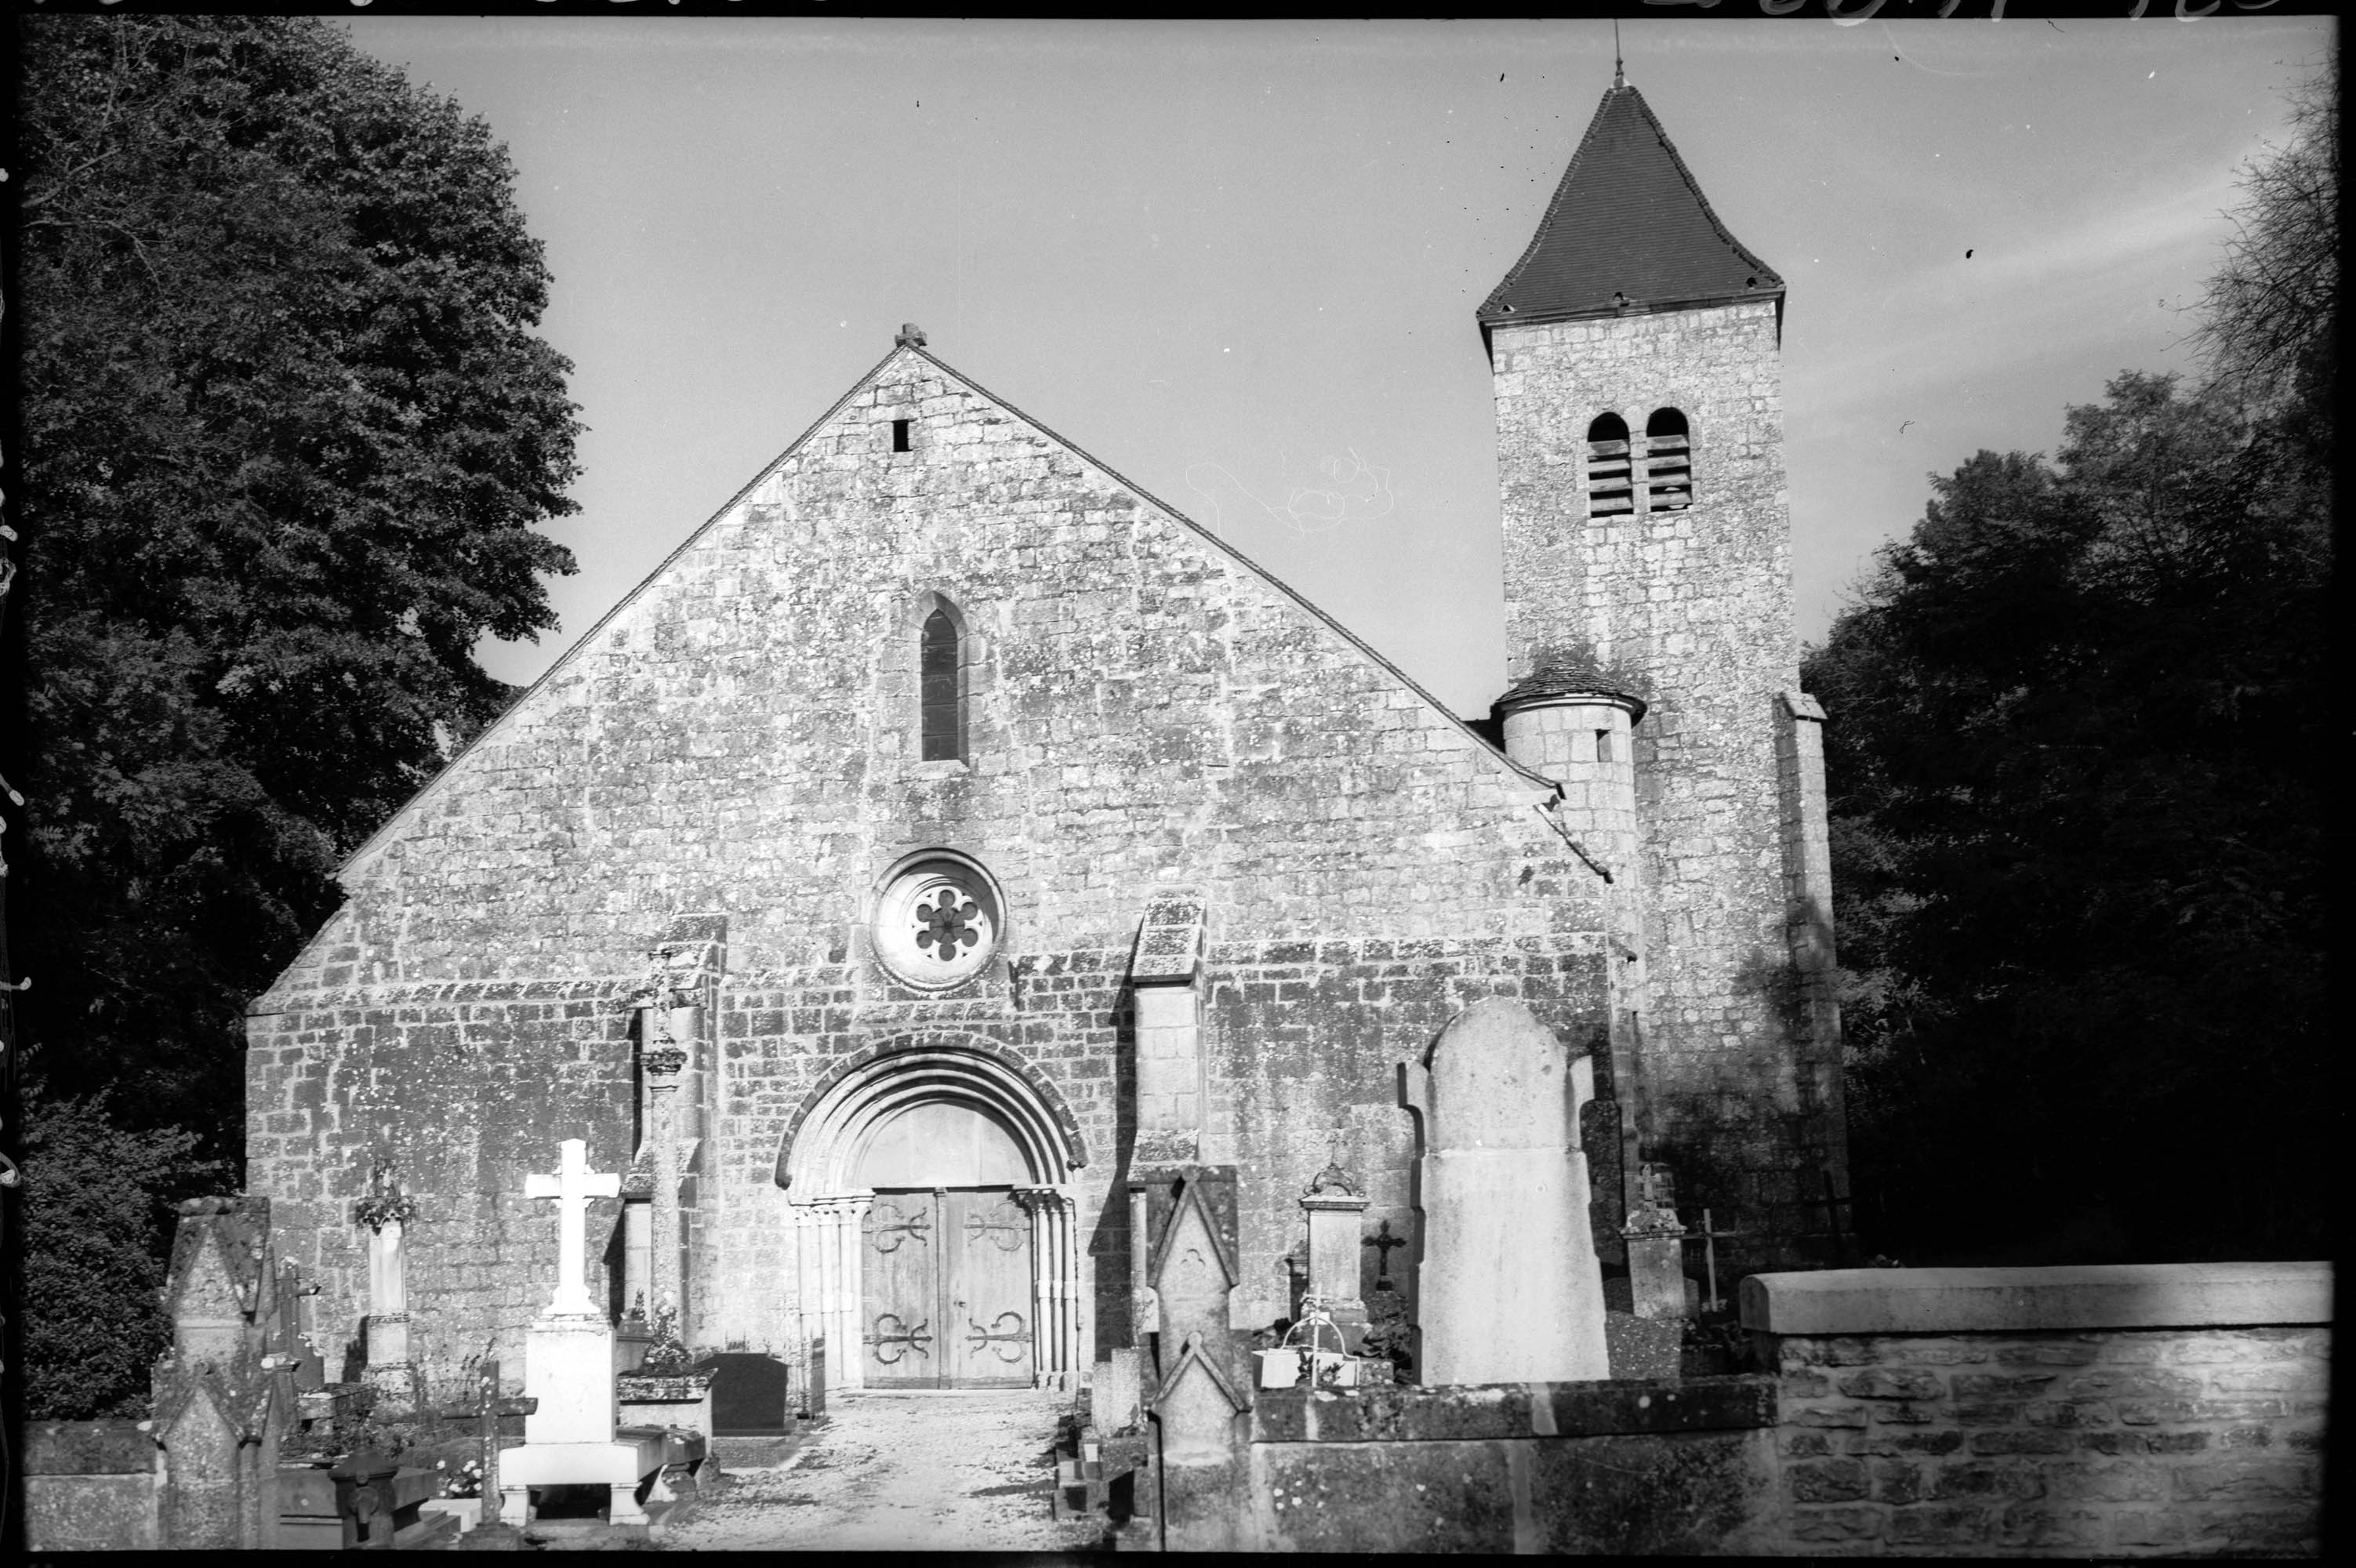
[920, 605, 964, 761]
[1644, 408, 1692, 512]
[1585, 413, 1634, 519]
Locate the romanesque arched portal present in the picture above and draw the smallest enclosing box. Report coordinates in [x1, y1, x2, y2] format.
[776, 1034, 1087, 1391]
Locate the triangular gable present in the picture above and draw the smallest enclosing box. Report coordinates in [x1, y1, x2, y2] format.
[1149, 1174, 1238, 1296]
[336, 343, 1560, 884]
[1149, 1330, 1247, 1420]
[1478, 83, 1784, 331]
[166, 1220, 253, 1329]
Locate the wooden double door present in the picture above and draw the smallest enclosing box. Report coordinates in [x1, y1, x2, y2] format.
[861, 1187, 1035, 1388]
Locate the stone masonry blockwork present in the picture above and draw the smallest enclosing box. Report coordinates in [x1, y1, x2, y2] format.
[1767, 1327, 2328, 1555]
[1491, 302, 1840, 1270]
[246, 350, 1616, 1398]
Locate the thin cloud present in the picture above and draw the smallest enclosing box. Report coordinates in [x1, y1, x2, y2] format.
[1794, 175, 2236, 415]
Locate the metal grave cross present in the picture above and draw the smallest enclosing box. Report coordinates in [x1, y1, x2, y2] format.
[1363, 1219, 1407, 1283]
[441, 1359, 536, 1529]
[525, 1138, 620, 1316]
[1683, 1207, 1746, 1316]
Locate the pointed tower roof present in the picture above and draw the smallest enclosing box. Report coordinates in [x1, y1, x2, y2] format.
[1478, 82, 1783, 331]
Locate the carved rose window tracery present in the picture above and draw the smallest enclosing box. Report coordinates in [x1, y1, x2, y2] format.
[874, 855, 1002, 991]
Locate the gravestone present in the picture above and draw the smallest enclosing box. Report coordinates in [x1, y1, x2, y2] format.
[499, 1138, 667, 1528]
[1299, 1156, 1370, 1352]
[358, 1162, 425, 1416]
[695, 1353, 792, 1435]
[151, 1196, 290, 1549]
[1401, 996, 1610, 1384]
[1623, 1161, 1693, 1321]
[1141, 1167, 1249, 1552]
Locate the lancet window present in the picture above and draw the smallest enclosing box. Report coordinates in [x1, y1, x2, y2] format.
[920, 604, 963, 762]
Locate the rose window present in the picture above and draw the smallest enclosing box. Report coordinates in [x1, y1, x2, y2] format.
[874, 856, 1002, 991]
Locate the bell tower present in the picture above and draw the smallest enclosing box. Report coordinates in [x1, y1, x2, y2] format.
[1483, 78, 1848, 1274]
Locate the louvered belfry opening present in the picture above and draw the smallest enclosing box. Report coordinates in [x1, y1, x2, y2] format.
[920, 606, 962, 761]
[1644, 407, 1692, 511]
[1585, 412, 1634, 519]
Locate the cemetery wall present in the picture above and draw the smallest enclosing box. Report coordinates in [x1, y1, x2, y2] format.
[249, 347, 1617, 1392]
[22, 1421, 164, 1552]
[1243, 1377, 1782, 1554]
[1744, 1261, 2332, 1556]
[1153, 1262, 2331, 1556]
[1492, 303, 1843, 1275]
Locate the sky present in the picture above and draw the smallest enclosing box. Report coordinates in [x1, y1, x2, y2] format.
[343, 14, 2330, 718]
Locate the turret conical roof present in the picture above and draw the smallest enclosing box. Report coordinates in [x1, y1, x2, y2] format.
[1478, 83, 1783, 328]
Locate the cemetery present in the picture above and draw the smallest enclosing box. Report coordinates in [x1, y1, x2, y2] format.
[21, 998, 2330, 1553]
[12, 48, 2330, 1561]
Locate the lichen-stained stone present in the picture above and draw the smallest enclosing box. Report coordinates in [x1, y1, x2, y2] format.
[1405, 997, 1610, 1385]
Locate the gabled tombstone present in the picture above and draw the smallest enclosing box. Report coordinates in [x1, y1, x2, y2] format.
[1138, 1168, 1250, 1552]
[150, 1197, 288, 1549]
[1402, 997, 1610, 1383]
[1145, 1169, 1240, 1377]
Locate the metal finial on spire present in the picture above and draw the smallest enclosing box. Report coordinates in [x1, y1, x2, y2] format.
[1613, 21, 1625, 90]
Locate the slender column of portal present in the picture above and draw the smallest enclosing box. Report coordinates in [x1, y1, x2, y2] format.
[812, 1204, 836, 1393]
[1041, 1191, 1060, 1374]
[833, 1199, 871, 1392]
[1060, 1191, 1079, 1374]
[1020, 1189, 1053, 1388]
[1062, 1194, 1084, 1381]
[796, 1205, 825, 1387]
[822, 1203, 844, 1393]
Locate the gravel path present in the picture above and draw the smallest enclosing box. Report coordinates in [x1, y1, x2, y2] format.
[659, 1390, 1113, 1553]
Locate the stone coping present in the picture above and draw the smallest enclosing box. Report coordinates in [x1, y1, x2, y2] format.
[1252, 1375, 1773, 1444]
[1741, 1261, 2333, 1336]
[23, 1422, 158, 1475]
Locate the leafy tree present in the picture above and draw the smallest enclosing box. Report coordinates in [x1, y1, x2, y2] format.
[19, 1092, 225, 1419]
[1810, 49, 2332, 1266]
[2190, 40, 2338, 432]
[12, 16, 580, 1149]
[1811, 382, 2327, 1262]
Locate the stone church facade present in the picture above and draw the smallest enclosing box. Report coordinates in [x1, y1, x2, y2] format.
[245, 81, 1846, 1400]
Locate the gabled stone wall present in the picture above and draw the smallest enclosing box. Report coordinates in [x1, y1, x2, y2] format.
[248, 346, 1614, 1392]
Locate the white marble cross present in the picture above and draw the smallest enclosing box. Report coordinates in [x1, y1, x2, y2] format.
[525, 1138, 620, 1317]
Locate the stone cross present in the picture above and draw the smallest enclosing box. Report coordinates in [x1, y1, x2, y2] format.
[525, 1139, 620, 1317]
